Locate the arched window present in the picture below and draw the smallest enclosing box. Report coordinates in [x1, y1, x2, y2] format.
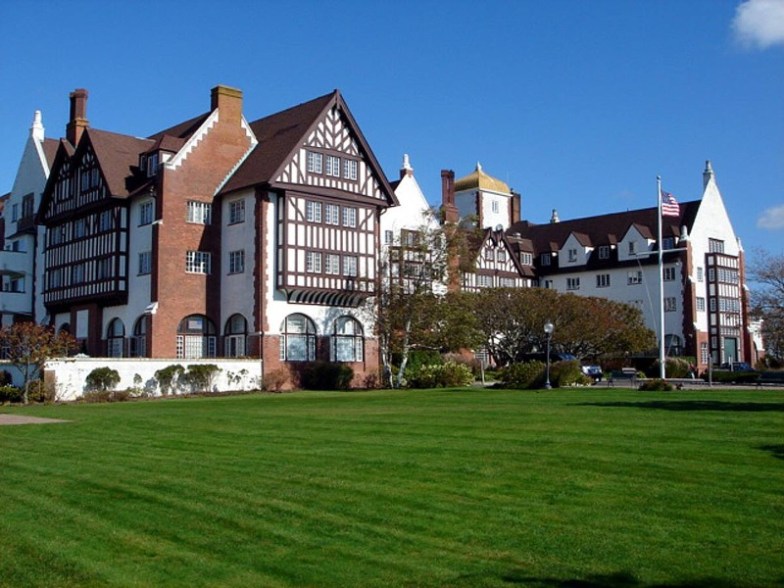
[280, 314, 316, 362]
[130, 316, 148, 357]
[107, 318, 125, 357]
[176, 315, 217, 359]
[224, 314, 247, 357]
[331, 316, 363, 362]
[665, 334, 683, 357]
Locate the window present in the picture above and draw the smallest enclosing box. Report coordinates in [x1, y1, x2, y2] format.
[22, 194, 34, 219]
[176, 315, 217, 359]
[696, 297, 705, 311]
[96, 257, 112, 280]
[306, 200, 322, 223]
[146, 153, 159, 177]
[98, 210, 112, 232]
[497, 250, 507, 262]
[130, 316, 148, 358]
[701, 342, 709, 365]
[139, 200, 154, 225]
[139, 251, 152, 275]
[477, 274, 493, 288]
[485, 249, 495, 261]
[492, 200, 499, 214]
[229, 199, 245, 224]
[598, 245, 610, 260]
[343, 159, 358, 180]
[72, 263, 85, 284]
[107, 319, 125, 358]
[325, 204, 340, 225]
[709, 298, 717, 311]
[306, 251, 322, 273]
[543, 280, 553, 289]
[662, 237, 675, 250]
[567, 277, 580, 290]
[187, 201, 211, 224]
[663, 267, 677, 281]
[384, 230, 393, 245]
[326, 254, 340, 275]
[343, 255, 358, 277]
[342, 207, 357, 228]
[306, 151, 323, 174]
[186, 251, 211, 274]
[332, 316, 364, 362]
[708, 268, 716, 282]
[628, 241, 636, 255]
[520, 252, 532, 265]
[596, 274, 610, 288]
[11, 203, 19, 222]
[74, 218, 87, 238]
[280, 314, 316, 362]
[628, 270, 643, 285]
[541, 253, 551, 266]
[326, 155, 341, 177]
[224, 314, 247, 358]
[709, 238, 725, 253]
[664, 297, 677, 312]
[229, 250, 245, 274]
[697, 267, 704, 282]
[568, 249, 577, 262]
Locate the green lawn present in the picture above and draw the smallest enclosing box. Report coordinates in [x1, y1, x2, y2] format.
[0, 388, 782, 587]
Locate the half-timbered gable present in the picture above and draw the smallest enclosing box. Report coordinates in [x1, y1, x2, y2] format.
[461, 228, 529, 292]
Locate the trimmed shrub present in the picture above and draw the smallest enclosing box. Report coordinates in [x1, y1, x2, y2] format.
[408, 361, 474, 389]
[298, 362, 354, 391]
[708, 370, 760, 385]
[0, 385, 23, 404]
[639, 378, 674, 391]
[497, 361, 545, 390]
[262, 368, 290, 392]
[403, 350, 443, 379]
[551, 360, 591, 387]
[85, 367, 121, 392]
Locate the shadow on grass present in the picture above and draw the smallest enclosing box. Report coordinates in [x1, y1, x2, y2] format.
[500, 570, 750, 587]
[573, 400, 784, 412]
[760, 444, 784, 460]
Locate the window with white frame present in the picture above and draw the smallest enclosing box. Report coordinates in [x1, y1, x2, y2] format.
[477, 274, 493, 288]
[628, 270, 642, 285]
[186, 251, 211, 274]
[492, 200, 499, 214]
[497, 249, 507, 262]
[567, 277, 580, 290]
[701, 342, 709, 365]
[72, 263, 85, 284]
[708, 238, 725, 253]
[228, 250, 245, 274]
[485, 249, 495, 261]
[568, 249, 577, 262]
[306, 251, 322, 273]
[280, 314, 316, 362]
[343, 159, 358, 180]
[664, 297, 677, 312]
[596, 274, 610, 288]
[98, 209, 112, 232]
[325, 204, 339, 225]
[306, 200, 322, 223]
[187, 201, 211, 224]
[332, 316, 364, 362]
[664, 267, 677, 281]
[224, 314, 247, 358]
[140, 200, 154, 225]
[343, 255, 358, 277]
[306, 151, 323, 174]
[138, 251, 152, 275]
[384, 230, 393, 245]
[342, 207, 357, 228]
[696, 297, 705, 311]
[326, 155, 341, 177]
[628, 241, 636, 255]
[326, 253, 340, 275]
[229, 199, 245, 224]
[520, 252, 532, 265]
[697, 267, 704, 282]
[598, 245, 610, 260]
[176, 315, 217, 359]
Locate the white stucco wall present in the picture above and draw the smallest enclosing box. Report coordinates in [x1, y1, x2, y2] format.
[220, 189, 257, 336]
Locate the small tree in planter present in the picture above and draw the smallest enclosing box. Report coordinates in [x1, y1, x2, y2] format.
[154, 364, 185, 396]
[85, 367, 121, 398]
[184, 364, 221, 393]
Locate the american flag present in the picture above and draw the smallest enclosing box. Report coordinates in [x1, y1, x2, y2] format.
[661, 191, 680, 217]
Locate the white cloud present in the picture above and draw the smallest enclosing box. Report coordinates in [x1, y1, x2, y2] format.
[757, 204, 784, 229]
[732, 0, 784, 49]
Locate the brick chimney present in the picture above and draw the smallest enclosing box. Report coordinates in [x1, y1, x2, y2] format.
[211, 85, 243, 124]
[441, 169, 459, 224]
[510, 190, 521, 225]
[66, 88, 89, 146]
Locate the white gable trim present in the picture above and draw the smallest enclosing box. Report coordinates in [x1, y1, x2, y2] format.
[214, 116, 259, 196]
[164, 110, 220, 171]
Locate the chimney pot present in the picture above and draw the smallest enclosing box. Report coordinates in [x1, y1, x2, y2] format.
[66, 88, 89, 146]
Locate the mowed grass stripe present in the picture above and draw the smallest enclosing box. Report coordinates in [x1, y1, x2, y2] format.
[0, 388, 782, 587]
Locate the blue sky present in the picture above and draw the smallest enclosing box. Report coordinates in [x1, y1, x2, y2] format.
[1, 0, 782, 257]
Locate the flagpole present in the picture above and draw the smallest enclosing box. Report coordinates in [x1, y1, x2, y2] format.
[657, 176, 666, 380]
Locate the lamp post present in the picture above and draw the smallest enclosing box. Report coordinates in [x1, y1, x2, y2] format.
[544, 320, 554, 390]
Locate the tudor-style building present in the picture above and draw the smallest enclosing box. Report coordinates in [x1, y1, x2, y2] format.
[36, 86, 397, 386]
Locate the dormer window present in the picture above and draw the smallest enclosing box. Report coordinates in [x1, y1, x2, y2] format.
[568, 248, 577, 262]
[598, 245, 610, 260]
[541, 253, 551, 266]
[520, 252, 532, 265]
[628, 241, 636, 255]
[146, 153, 159, 177]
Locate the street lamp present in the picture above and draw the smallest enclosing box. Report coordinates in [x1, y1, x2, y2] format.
[544, 320, 554, 390]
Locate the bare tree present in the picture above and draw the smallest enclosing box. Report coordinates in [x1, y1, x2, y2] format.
[749, 248, 784, 363]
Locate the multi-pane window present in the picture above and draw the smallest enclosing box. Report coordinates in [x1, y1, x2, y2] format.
[139, 200, 154, 225]
[229, 199, 245, 224]
[708, 238, 725, 253]
[662, 237, 675, 250]
[343, 159, 358, 180]
[280, 314, 316, 362]
[598, 245, 610, 260]
[342, 207, 357, 228]
[701, 342, 709, 365]
[343, 255, 358, 277]
[187, 201, 212, 224]
[492, 200, 499, 214]
[326, 155, 341, 177]
[306, 200, 322, 222]
[74, 218, 87, 238]
[520, 252, 533, 265]
[485, 249, 495, 261]
[325, 204, 340, 225]
[72, 263, 85, 284]
[138, 251, 152, 275]
[664, 297, 677, 312]
[696, 297, 706, 311]
[567, 277, 580, 290]
[628, 270, 643, 285]
[98, 210, 112, 232]
[326, 254, 340, 275]
[541, 253, 551, 266]
[596, 274, 610, 288]
[697, 267, 704, 282]
[628, 241, 636, 255]
[306, 251, 322, 273]
[384, 230, 394, 245]
[229, 250, 245, 274]
[497, 249, 507, 262]
[568, 249, 577, 262]
[332, 316, 363, 362]
[306, 151, 323, 174]
[21, 194, 34, 219]
[186, 251, 211, 274]
[663, 267, 677, 281]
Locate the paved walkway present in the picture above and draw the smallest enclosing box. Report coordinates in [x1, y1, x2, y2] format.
[0, 414, 68, 426]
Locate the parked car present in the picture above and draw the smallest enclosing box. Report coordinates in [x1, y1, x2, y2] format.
[581, 365, 603, 382]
